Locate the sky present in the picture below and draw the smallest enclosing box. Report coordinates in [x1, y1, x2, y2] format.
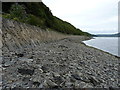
[43, 0, 119, 34]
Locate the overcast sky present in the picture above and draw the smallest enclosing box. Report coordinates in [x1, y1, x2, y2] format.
[43, 0, 119, 34]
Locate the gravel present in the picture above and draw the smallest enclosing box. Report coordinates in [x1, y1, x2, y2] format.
[2, 36, 119, 89]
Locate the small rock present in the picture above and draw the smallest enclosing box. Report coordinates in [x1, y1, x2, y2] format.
[86, 71, 92, 75]
[74, 81, 92, 88]
[38, 80, 48, 88]
[3, 61, 12, 67]
[79, 61, 85, 65]
[94, 59, 98, 63]
[29, 56, 33, 59]
[71, 74, 81, 80]
[53, 72, 60, 77]
[110, 78, 114, 81]
[70, 76, 76, 82]
[58, 45, 68, 48]
[33, 82, 40, 87]
[77, 66, 82, 70]
[71, 74, 90, 83]
[89, 76, 100, 86]
[65, 82, 73, 87]
[18, 58, 33, 63]
[41, 65, 49, 73]
[109, 86, 116, 90]
[61, 58, 66, 61]
[15, 53, 24, 57]
[45, 72, 51, 76]
[31, 75, 41, 83]
[18, 68, 34, 75]
[83, 83, 93, 88]
[54, 76, 63, 85]
[47, 80, 58, 88]
[114, 68, 118, 71]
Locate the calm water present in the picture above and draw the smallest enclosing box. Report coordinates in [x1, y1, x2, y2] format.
[83, 37, 119, 57]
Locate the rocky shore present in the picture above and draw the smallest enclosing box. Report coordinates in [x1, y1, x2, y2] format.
[2, 36, 119, 89]
[1, 19, 119, 89]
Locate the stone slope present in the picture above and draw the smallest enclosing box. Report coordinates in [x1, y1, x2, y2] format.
[2, 18, 67, 53]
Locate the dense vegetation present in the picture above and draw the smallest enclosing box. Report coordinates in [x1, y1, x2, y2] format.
[2, 2, 91, 36]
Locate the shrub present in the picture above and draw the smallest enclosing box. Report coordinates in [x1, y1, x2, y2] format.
[9, 3, 28, 22]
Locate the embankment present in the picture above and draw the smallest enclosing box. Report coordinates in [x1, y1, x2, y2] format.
[2, 18, 68, 52]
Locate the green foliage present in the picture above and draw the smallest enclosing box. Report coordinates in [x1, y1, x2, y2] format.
[9, 3, 28, 22]
[2, 2, 91, 36]
[51, 17, 91, 36]
[27, 14, 46, 28]
[13, 17, 19, 21]
[2, 14, 11, 18]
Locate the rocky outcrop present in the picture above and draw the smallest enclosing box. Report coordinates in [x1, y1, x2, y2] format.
[2, 18, 67, 52]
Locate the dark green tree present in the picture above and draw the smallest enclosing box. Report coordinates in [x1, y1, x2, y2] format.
[9, 3, 27, 22]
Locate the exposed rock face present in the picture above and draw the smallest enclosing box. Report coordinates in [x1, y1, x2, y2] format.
[1, 19, 119, 89]
[2, 18, 67, 53]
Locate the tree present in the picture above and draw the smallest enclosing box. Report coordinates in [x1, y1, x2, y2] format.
[9, 3, 28, 22]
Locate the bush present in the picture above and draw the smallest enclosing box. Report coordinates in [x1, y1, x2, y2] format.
[2, 14, 11, 19]
[9, 3, 28, 22]
[27, 14, 46, 28]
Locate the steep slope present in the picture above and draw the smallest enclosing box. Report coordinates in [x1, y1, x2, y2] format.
[2, 2, 91, 36]
[2, 18, 67, 52]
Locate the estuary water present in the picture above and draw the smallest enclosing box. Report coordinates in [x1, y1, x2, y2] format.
[83, 37, 119, 57]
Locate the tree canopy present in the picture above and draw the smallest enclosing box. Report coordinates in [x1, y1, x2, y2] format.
[2, 2, 91, 36]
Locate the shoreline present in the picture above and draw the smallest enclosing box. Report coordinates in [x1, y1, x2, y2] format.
[85, 44, 120, 58]
[83, 42, 119, 58]
[82, 37, 119, 58]
[2, 36, 119, 88]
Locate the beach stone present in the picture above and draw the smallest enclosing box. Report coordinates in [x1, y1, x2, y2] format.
[79, 61, 85, 65]
[31, 75, 41, 83]
[58, 45, 68, 48]
[61, 58, 66, 61]
[17, 68, 34, 76]
[89, 76, 100, 86]
[71, 74, 81, 80]
[3, 61, 13, 67]
[29, 56, 33, 59]
[71, 74, 90, 83]
[38, 80, 48, 88]
[15, 53, 24, 57]
[86, 71, 92, 75]
[18, 58, 33, 63]
[77, 66, 82, 70]
[47, 80, 58, 88]
[65, 82, 73, 87]
[53, 76, 63, 85]
[41, 65, 49, 73]
[32, 82, 40, 87]
[53, 72, 60, 77]
[83, 83, 93, 88]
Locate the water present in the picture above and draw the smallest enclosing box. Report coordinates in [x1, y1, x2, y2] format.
[83, 37, 119, 57]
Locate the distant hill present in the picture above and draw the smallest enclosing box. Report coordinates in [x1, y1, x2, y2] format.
[2, 2, 91, 36]
[114, 33, 120, 37]
[94, 33, 120, 37]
